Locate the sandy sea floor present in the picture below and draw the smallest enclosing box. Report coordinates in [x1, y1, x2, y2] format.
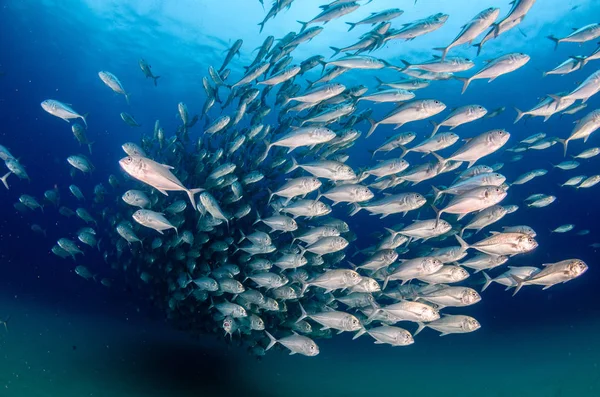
[0, 284, 599, 397]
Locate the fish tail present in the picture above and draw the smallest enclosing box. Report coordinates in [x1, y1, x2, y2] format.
[473, 43, 483, 56]
[365, 307, 383, 323]
[557, 138, 568, 157]
[87, 142, 94, 155]
[400, 59, 412, 72]
[373, 76, 385, 88]
[429, 151, 447, 172]
[286, 156, 299, 174]
[481, 272, 493, 292]
[431, 185, 443, 205]
[1, 315, 10, 332]
[348, 203, 362, 216]
[81, 113, 89, 128]
[352, 327, 367, 340]
[0, 171, 11, 190]
[454, 76, 471, 94]
[454, 234, 470, 252]
[296, 20, 308, 33]
[267, 188, 275, 206]
[431, 204, 442, 228]
[429, 120, 440, 137]
[237, 229, 246, 244]
[511, 275, 526, 296]
[382, 276, 391, 290]
[125, 93, 131, 106]
[186, 188, 204, 210]
[546, 35, 560, 51]
[265, 330, 277, 351]
[345, 22, 356, 32]
[366, 117, 379, 138]
[414, 322, 426, 336]
[513, 107, 525, 124]
[252, 210, 262, 226]
[432, 46, 448, 61]
[153, 76, 161, 86]
[295, 302, 308, 324]
[399, 145, 411, 159]
[491, 23, 500, 38]
[329, 46, 341, 58]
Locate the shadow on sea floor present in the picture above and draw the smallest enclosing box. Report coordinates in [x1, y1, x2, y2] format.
[109, 339, 275, 397]
[0, 285, 275, 397]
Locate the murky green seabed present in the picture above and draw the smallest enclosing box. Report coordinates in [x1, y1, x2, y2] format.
[0, 287, 597, 397]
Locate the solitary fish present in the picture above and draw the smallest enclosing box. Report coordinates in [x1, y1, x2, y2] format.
[139, 59, 160, 86]
[98, 71, 130, 104]
[41, 100, 87, 127]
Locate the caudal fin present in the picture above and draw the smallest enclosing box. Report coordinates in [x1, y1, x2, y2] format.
[267, 188, 275, 206]
[558, 138, 569, 157]
[433, 46, 449, 61]
[186, 188, 204, 210]
[345, 22, 357, 32]
[1, 315, 10, 332]
[349, 203, 362, 216]
[80, 113, 88, 128]
[153, 76, 161, 86]
[0, 171, 11, 190]
[430, 151, 447, 172]
[414, 322, 426, 336]
[252, 210, 262, 226]
[265, 330, 278, 351]
[286, 156, 299, 174]
[513, 107, 526, 124]
[295, 302, 308, 324]
[429, 120, 440, 137]
[366, 117, 379, 138]
[547, 35, 560, 51]
[258, 21, 266, 33]
[399, 145, 411, 159]
[454, 234, 471, 252]
[481, 271, 492, 292]
[297, 20, 308, 33]
[511, 275, 526, 296]
[431, 204, 443, 227]
[329, 46, 342, 58]
[431, 185, 443, 204]
[455, 77, 471, 94]
[352, 327, 367, 340]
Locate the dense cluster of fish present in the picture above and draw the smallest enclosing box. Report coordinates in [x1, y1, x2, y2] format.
[3, 0, 598, 357]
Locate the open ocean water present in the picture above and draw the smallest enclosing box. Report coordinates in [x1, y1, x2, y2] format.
[1, 0, 600, 396]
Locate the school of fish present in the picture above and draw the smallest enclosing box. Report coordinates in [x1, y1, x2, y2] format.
[3, 0, 598, 357]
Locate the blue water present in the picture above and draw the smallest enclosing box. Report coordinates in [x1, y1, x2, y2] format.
[1, 0, 600, 396]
